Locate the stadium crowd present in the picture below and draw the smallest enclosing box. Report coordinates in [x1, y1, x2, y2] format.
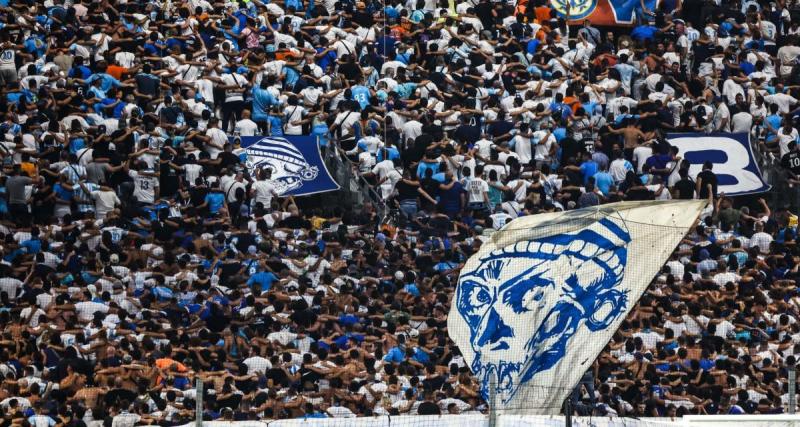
[2, 0, 800, 424]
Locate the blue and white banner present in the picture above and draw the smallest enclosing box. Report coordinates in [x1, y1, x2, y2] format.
[666, 132, 771, 196]
[448, 201, 707, 414]
[232, 136, 340, 196]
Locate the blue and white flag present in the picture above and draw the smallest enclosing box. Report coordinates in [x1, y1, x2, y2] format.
[448, 201, 706, 414]
[233, 136, 340, 196]
[666, 132, 770, 196]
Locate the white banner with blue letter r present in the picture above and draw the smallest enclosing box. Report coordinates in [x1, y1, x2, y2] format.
[666, 132, 770, 196]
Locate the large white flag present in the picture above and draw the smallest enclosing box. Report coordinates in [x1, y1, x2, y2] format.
[447, 200, 707, 414]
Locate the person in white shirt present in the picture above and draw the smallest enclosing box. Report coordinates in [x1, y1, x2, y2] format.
[251, 169, 279, 210]
[632, 143, 653, 174]
[712, 97, 731, 132]
[234, 109, 259, 136]
[219, 69, 248, 132]
[609, 150, 634, 183]
[204, 119, 227, 159]
[127, 162, 158, 205]
[764, 91, 798, 114]
[749, 221, 774, 254]
[283, 97, 309, 136]
[463, 166, 489, 210]
[731, 109, 753, 133]
[79, 182, 121, 219]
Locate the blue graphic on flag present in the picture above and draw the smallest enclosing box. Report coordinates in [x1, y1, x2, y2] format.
[551, 0, 657, 24]
[550, 0, 598, 20]
[233, 136, 340, 196]
[455, 217, 630, 404]
[666, 132, 770, 196]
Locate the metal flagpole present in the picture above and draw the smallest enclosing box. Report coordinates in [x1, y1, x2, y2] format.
[488, 376, 498, 427]
[195, 378, 204, 427]
[789, 368, 796, 414]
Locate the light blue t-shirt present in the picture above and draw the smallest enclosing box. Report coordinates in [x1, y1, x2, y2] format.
[252, 87, 276, 120]
[593, 171, 614, 196]
[351, 85, 371, 109]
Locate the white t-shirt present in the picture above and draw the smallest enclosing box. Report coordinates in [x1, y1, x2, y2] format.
[91, 190, 121, 219]
[222, 73, 246, 103]
[115, 51, 135, 68]
[512, 135, 532, 164]
[632, 146, 653, 173]
[234, 118, 258, 136]
[179, 163, 201, 184]
[205, 127, 227, 159]
[533, 131, 556, 161]
[466, 178, 489, 203]
[128, 170, 157, 204]
[731, 111, 753, 133]
[765, 93, 798, 114]
[283, 105, 307, 136]
[252, 180, 278, 207]
[371, 160, 394, 181]
[75, 301, 110, 322]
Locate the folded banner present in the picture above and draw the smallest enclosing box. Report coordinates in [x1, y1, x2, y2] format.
[550, 0, 657, 26]
[448, 201, 707, 414]
[666, 132, 771, 196]
[232, 136, 340, 196]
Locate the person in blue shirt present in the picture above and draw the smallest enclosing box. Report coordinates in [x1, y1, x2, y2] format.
[252, 79, 277, 133]
[764, 103, 783, 143]
[377, 143, 400, 162]
[200, 181, 226, 216]
[24, 35, 46, 58]
[83, 67, 124, 93]
[384, 334, 408, 363]
[21, 227, 42, 254]
[142, 32, 168, 57]
[593, 167, 615, 197]
[351, 83, 372, 109]
[68, 56, 92, 80]
[87, 79, 107, 100]
[246, 269, 278, 291]
[577, 152, 599, 186]
[376, 29, 397, 58]
[631, 24, 658, 42]
[311, 116, 331, 148]
[411, 342, 431, 365]
[267, 105, 284, 137]
[403, 280, 420, 297]
[315, 46, 337, 71]
[416, 152, 440, 179]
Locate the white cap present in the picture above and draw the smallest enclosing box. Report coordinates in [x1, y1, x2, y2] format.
[394, 271, 405, 281]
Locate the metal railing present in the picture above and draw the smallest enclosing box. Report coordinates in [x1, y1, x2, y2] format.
[321, 142, 390, 228]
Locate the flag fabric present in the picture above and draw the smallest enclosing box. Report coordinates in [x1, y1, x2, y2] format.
[666, 132, 770, 196]
[550, 0, 657, 26]
[233, 136, 340, 196]
[448, 200, 707, 414]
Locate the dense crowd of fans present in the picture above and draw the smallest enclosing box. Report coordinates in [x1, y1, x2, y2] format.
[2, 0, 800, 424]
